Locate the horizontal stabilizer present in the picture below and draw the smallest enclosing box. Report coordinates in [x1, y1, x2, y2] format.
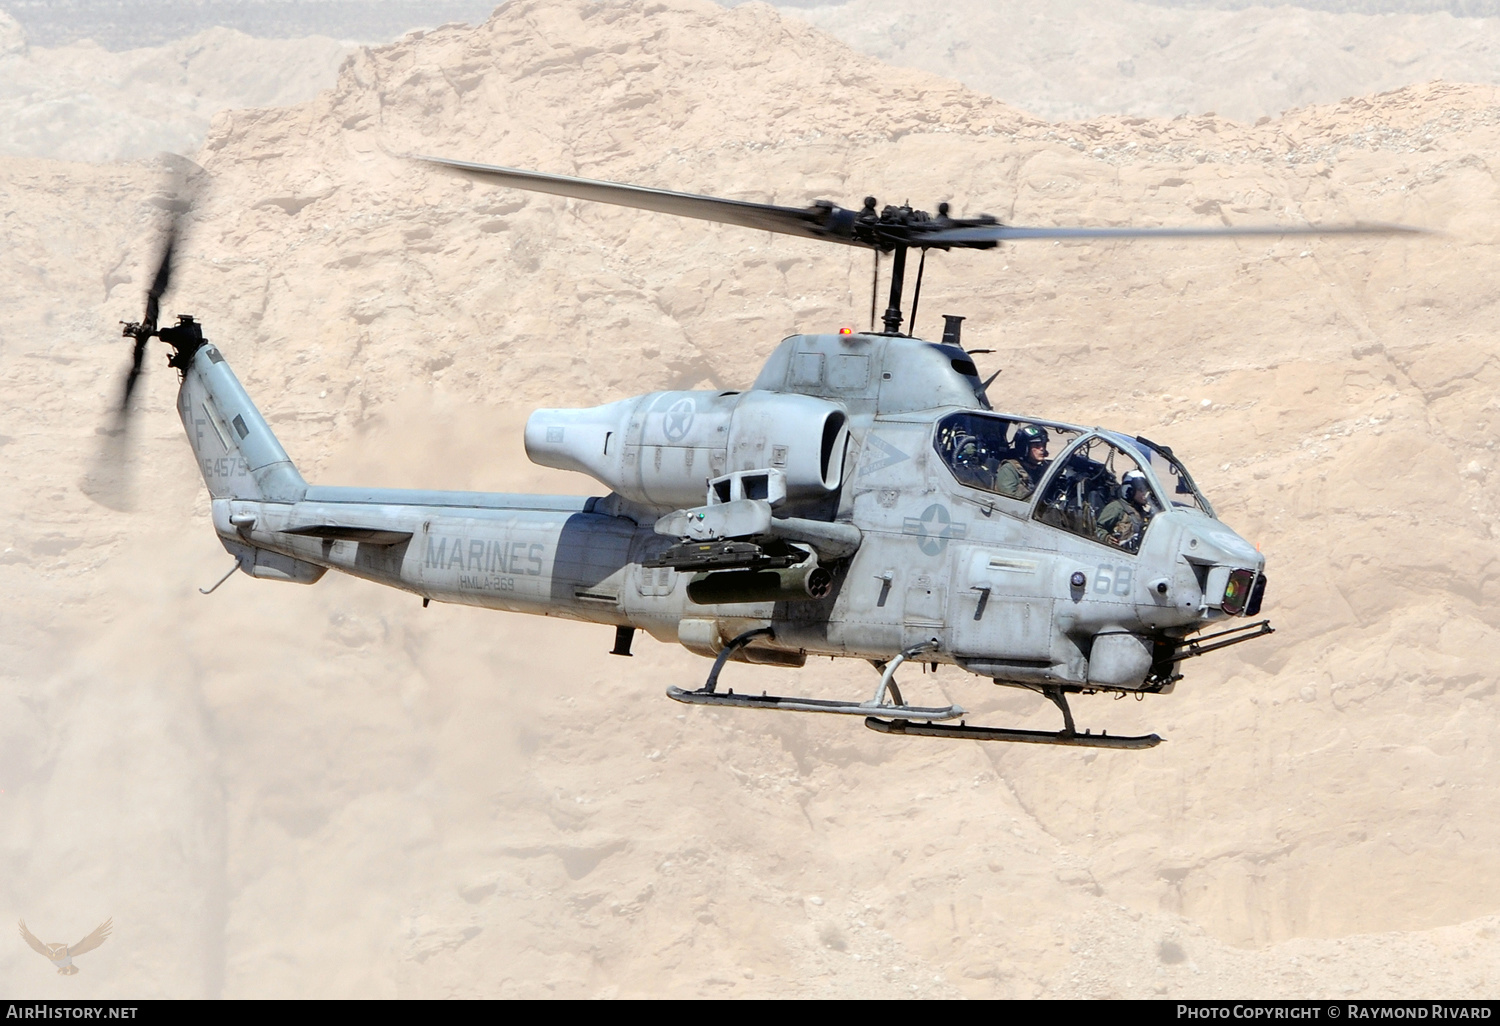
[283, 525, 413, 545]
[301, 486, 594, 513]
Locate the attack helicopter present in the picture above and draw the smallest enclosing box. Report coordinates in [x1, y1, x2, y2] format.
[109, 156, 1420, 749]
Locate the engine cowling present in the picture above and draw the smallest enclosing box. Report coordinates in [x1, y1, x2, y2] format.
[525, 389, 850, 509]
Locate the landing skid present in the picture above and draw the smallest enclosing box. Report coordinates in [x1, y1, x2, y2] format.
[870, 682, 1161, 748]
[865, 717, 1161, 749]
[668, 631, 1162, 748]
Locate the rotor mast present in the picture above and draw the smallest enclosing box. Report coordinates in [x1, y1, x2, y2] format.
[881, 244, 909, 335]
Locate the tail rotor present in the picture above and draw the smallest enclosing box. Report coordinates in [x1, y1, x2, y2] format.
[82, 155, 204, 510]
[118, 227, 175, 418]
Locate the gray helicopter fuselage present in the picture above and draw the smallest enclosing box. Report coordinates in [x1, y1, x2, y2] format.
[176, 329, 1263, 694]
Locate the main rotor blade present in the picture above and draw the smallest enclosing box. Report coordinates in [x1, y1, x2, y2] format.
[924, 221, 1426, 244]
[417, 155, 861, 245]
[419, 155, 1427, 253]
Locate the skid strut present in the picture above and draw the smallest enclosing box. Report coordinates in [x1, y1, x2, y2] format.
[667, 635, 965, 720]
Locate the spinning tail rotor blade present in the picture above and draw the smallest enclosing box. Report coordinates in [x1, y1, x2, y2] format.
[119, 335, 149, 418]
[142, 232, 174, 335]
[85, 155, 204, 511]
[120, 231, 174, 413]
[924, 221, 1426, 244]
[417, 155, 863, 245]
[115, 155, 203, 416]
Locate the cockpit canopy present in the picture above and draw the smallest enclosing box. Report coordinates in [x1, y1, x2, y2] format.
[1131, 436, 1213, 517]
[932, 411, 1213, 554]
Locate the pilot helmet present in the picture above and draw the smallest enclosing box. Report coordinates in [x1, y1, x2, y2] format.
[1014, 425, 1049, 458]
[953, 431, 982, 465]
[1122, 469, 1151, 503]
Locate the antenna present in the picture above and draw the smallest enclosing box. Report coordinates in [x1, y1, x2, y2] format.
[942, 314, 965, 348]
[908, 249, 928, 337]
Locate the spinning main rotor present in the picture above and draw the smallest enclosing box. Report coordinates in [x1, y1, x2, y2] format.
[104, 154, 1424, 431]
[418, 154, 1422, 335]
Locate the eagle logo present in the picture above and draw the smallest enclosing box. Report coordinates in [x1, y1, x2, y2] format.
[18, 918, 112, 975]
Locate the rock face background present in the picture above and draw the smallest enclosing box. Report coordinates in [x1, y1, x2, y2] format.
[0, 9, 352, 161]
[17, 0, 1500, 162]
[3, 0, 1500, 999]
[0, 0, 503, 49]
[795, 0, 1500, 122]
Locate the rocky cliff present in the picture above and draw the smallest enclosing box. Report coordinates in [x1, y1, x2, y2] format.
[1, 0, 1497, 998]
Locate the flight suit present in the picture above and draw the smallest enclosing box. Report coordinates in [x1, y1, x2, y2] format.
[995, 458, 1043, 500]
[1096, 499, 1146, 550]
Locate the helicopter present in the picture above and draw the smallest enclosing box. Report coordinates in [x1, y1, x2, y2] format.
[109, 156, 1420, 750]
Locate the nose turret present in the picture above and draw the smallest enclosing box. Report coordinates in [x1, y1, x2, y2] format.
[1132, 510, 1265, 632]
[1178, 516, 1266, 621]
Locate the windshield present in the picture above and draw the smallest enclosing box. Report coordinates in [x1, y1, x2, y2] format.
[1033, 434, 1162, 553]
[1127, 436, 1214, 517]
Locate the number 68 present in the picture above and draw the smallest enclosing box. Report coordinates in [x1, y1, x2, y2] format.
[1094, 564, 1134, 597]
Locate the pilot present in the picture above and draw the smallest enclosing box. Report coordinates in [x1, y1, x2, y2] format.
[950, 429, 995, 489]
[994, 425, 1050, 499]
[1096, 469, 1155, 549]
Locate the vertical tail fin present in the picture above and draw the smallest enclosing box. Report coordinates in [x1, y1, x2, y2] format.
[167, 318, 305, 502]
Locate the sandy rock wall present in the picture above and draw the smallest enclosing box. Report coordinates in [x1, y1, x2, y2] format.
[13, 0, 1500, 164]
[792, 0, 1500, 122]
[0, 11, 352, 161]
[1, 0, 1498, 998]
[0, 0, 500, 49]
